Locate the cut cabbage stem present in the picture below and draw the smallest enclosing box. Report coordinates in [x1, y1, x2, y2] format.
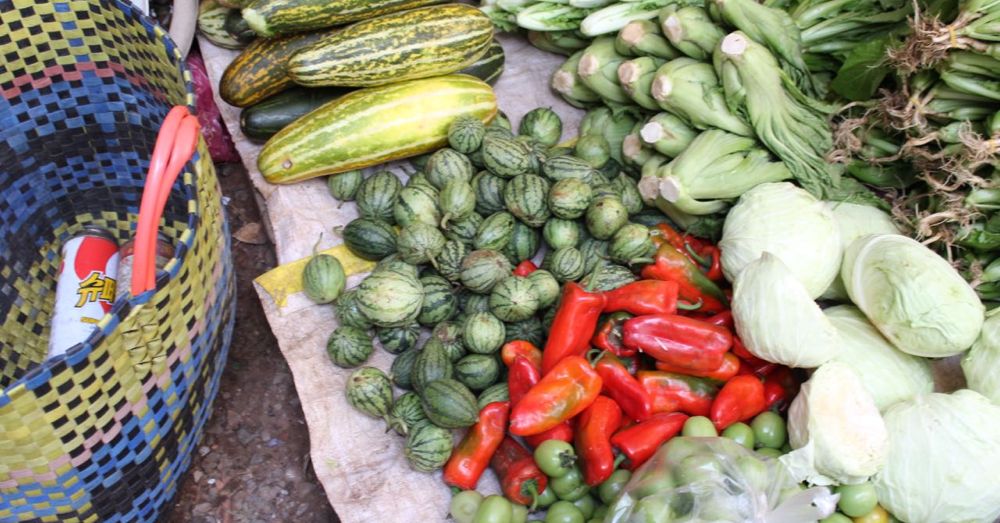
[623, 133, 654, 166]
[721, 32, 750, 56]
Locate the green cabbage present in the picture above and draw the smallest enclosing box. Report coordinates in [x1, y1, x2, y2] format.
[820, 202, 901, 301]
[825, 305, 934, 411]
[732, 252, 840, 367]
[842, 234, 985, 357]
[962, 307, 1000, 404]
[874, 390, 1000, 523]
[720, 182, 841, 298]
[781, 362, 888, 486]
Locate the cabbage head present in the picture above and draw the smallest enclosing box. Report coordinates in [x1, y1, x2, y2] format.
[825, 305, 934, 411]
[781, 362, 888, 486]
[732, 252, 840, 367]
[962, 307, 1000, 404]
[720, 182, 840, 298]
[842, 234, 984, 357]
[874, 390, 1000, 523]
[820, 202, 900, 301]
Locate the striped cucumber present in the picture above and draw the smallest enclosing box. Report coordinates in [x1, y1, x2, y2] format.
[356, 171, 402, 223]
[334, 289, 373, 330]
[326, 326, 373, 368]
[473, 171, 507, 216]
[460, 249, 512, 294]
[198, 0, 247, 50]
[356, 263, 424, 327]
[391, 348, 421, 390]
[426, 148, 474, 190]
[242, 0, 444, 37]
[462, 312, 506, 355]
[502, 220, 540, 265]
[376, 323, 420, 355]
[503, 174, 551, 228]
[420, 378, 479, 428]
[443, 212, 483, 246]
[459, 38, 506, 85]
[448, 116, 487, 154]
[342, 217, 398, 261]
[240, 87, 348, 141]
[580, 263, 638, 291]
[388, 391, 427, 435]
[550, 247, 586, 282]
[454, 354, 500, 392]
[504, 316, 545, 347]
[346, 367, 393, 422]
[489, 276, 540, 322]
[526, 270, 560, 309]
[477, 382, 509, 410]
[430, 322, 465, 361]
[474, 212, 515, 251]
[220, 29, 333, 107]
[260, 75, 497, 184]
[418, 275, 457, 326]
[411, 340, 454, 394]
[404, 422, 453, 471]
[287, 4, 494, 88]
[394, 183, 441, 228]
[437, 240, 469, 283]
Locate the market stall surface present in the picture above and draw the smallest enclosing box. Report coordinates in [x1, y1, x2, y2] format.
[165, 162, 335, 523]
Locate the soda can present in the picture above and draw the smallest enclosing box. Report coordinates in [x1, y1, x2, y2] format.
[115, 232, 175, 301]
[47, 226, 119, 359]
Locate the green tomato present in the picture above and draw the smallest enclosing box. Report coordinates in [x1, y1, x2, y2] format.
[634, 496, 674, 523]
[535, 486, 558, 509]
[836, 483, 879, 518]
[545, 501, 585, 523]
[534, 440, 577, 478]
[820, 514, 854, 523]
[473, 495, 513, 523]
[550, 466, 584, 499]
[591, 505, 608, 520]
[682, 416, 718, 437]
[571, 494, 596, 519]
[722, 422, 755, 449]
[451, 490, 484, 523]
[511, 503, 529, 523]
[597, 469, 631, 504]
[751, 411, 787, 449]
[756, 447, 783, 459]
[852, 505, 890, 523]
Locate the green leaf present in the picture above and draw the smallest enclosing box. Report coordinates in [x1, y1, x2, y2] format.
[830, 36, 893, 101]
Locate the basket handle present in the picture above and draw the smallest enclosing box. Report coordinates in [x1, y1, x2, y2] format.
[131, 106, 201, 296]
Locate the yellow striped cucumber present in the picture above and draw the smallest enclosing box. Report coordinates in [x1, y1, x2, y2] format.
[242, 0, 444, 37]
[259, 74, 497, 184]
[287, 4, 494, 88]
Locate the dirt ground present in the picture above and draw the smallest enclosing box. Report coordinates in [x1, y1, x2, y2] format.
[164, 162, 337, 523]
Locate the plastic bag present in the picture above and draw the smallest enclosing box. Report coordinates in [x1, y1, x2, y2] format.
[606, 437, 838, 523]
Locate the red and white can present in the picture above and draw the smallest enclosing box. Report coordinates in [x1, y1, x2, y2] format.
[47, 226, 119, 358]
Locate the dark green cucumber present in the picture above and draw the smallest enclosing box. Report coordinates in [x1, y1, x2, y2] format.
[420, 378, 479, 428]
[240, 87, 348, 141]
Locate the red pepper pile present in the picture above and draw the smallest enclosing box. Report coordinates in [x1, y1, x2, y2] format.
[442, 223, 802, 497]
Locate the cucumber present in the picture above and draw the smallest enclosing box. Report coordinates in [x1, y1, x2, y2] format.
[430, 321, 465, 361]
[503, 174, 551, 228]
[287, 4, 493, 87]
[335, 289, 373, 330]
[328, 169, 363, 203]
[460, 249, 513, 294]
[303, 253, 346, 303]
[609, 223, 655, 265]
[504, 316, 545, 348]
[388, 391, 427, 435]
[454, 354, 501, 392]
[426, 148, 475, 190]
[547, 178, 594, 222]
[580, 263, 638, 291]
[439, 180, 476, 228]
[356, 170, 402, 223]
[425, 336, 465, 363]
[418, 275, 457, 326]
[475, 212, 516, 251]
[477, 382, 510, 410]
[482, 135, 533, 178]
[543, 155, 597, 183]
[396, 222, 446, 266]
[473, 171, 508, 216]
[259, 75, 497, 183]
[443, 212, 483, 246]
[326, 326, 373, 368]
[242, 0, 445, 37]
[460, 292, 492, 315]
[520, 136, 548, 175]
[550, 247, 586, 282]
[519, 107, 563, 147]
[614, 174, 645, 215]
[543, 218, 581, 250]
[223, 10, 257, 45]
[346, 367, 393, 421]
[394, 183, 441, 228]
[220, 29, 332, 107]
[575, 133, 612, 168]
[437, 240, 469, 283]
[241, 87, 347, 141]
[412, 340, 454, 393]
[404, 422, 453, 472]
[462, 312, 506, 354]
[449, 116, 487, 154]
[356, 263, 424, 327]
[502, 220, 541, 265]
[526, 269, 561, 309]
[342, 217, 397, 261]
[375, 257, 420, 280]
[489, 276, 540, 322]
[420, 378, 479, 428]
[579, 237, 612, 274]
[586, 196, 629, 240]
[199, 0, 248, 50]
[391, 347, 420, 389]
[376, 323, 420, 355]
[459, 38, 506, 85]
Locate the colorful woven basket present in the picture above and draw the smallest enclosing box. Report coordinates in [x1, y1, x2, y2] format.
[0, 1, 236, 521]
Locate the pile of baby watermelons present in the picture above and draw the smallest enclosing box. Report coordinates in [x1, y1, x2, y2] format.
[304, 107, 672, 473]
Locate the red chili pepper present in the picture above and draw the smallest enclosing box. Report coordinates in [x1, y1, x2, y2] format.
[508, 355, 540, 408]
[710, 375, 767, 431]
[642, 236, 728, 314]
[575, 396, 623, 486]
[592, 312, 635, 357]
[762, 366, 799, 411]
[603, 280, 681, 316]
[622, 314, 732, 372]
[513, 260, 538, 277]
[491, 436, 548, 507]
[700, 245, 723, 281]
[704, 311, 734, 330]
[502, 340, 543, 371]
[524, 421, 575, 448]
[594, 352, 653, 422]
[443, 402, 510, 490]
[541, 283, 607, 375]
[610, 412, 688, 470]
[510, 356, 603, 436]
[654, 352, 741, 382]
[638, 371, 718, 416]
[651, 222, 706, 261]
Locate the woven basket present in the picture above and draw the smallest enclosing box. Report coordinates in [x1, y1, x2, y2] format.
[0, 1, 236, 521]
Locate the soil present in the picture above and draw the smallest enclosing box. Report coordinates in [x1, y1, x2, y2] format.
[164, 162, 338, 523]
